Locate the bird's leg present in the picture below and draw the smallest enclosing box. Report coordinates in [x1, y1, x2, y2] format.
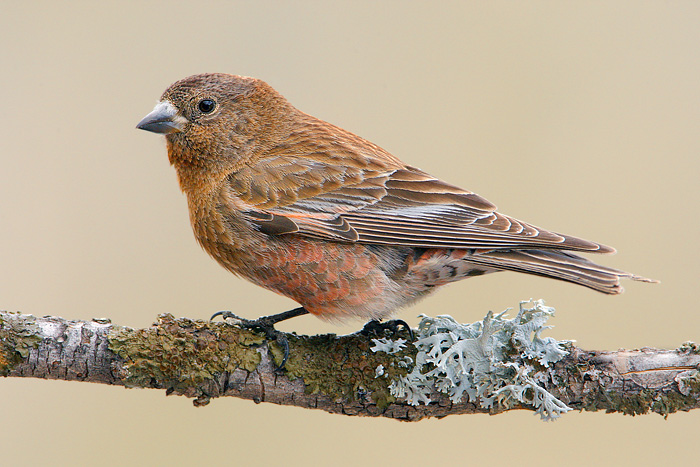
[211, 307, 309, 326]
[211, 307, 309, 371]
[360, 319, 414, 341]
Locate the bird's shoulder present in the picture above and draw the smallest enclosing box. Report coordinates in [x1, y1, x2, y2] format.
[227, 114, 400, 208]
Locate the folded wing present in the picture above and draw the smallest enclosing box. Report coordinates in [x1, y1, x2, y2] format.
[234, 157, 613, 253]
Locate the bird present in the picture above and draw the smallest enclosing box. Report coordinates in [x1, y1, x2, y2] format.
[137, 73, 655, 327]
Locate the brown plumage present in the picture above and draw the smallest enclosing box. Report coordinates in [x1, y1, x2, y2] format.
[137, 73, 655, 323]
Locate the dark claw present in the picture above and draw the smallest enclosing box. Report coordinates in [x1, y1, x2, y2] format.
[210, 310, 241, 321]
[210, 307, 308, 372]
[361, 319, 414, 341]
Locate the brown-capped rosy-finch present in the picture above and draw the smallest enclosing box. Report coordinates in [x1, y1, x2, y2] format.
[137, 73, 655, 325]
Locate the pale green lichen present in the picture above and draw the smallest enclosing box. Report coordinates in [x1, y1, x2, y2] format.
[372, 300, 572, 420]
[0, 312, 43, 376]
[108, 314, 264, 401]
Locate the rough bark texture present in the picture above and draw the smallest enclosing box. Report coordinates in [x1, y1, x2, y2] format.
[1, 311, 698, 421]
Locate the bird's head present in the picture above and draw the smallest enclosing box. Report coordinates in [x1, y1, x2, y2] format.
[137, 73, 295, 175]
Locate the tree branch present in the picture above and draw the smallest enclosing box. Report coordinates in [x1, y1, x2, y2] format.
[1, 308, 698, 421]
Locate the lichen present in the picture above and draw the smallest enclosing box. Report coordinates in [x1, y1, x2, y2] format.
[370, 337, 407, 355]
[679, 341, 700, 354]
[676, 369, 700, 397]
[589, 385, 699, 418]
[283, 330, 415, 409]
[0, 312, 43, 376]
[372, 300, 572, 420]
[108, 314, 265, 401]
[574, 361, 700, 418]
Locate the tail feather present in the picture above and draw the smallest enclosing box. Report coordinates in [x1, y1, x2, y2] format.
[464, 249, 657, 294]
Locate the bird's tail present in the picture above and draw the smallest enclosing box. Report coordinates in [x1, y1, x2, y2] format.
[464, 249, 657, 294]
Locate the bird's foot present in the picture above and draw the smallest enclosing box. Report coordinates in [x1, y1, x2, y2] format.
[361, 319, 414, 341]
[210, 307, 308, 371]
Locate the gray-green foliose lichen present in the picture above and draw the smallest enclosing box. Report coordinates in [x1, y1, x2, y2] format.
[108, 314, 264, 397]
[0, 312, 43, 376]
[371, 300, 572, 420]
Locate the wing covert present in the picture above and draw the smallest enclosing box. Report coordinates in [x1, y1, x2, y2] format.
[231, 116, 613, 253]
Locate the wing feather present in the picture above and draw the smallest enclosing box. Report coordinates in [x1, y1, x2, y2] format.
[232, 117, 613, 253]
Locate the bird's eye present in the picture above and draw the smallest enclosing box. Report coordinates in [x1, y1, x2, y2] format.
[198, 99, 216, 114]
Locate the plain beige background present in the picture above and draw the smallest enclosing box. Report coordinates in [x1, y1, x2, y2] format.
[1, 2, 698, 465]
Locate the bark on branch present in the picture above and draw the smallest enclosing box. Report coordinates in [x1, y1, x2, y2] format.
[1, 310, 698, 421]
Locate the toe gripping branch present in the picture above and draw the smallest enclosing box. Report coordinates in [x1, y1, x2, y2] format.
[211, 307, 309, 372]
[210, 309, 415, 372]
[361, 319, 415, 341]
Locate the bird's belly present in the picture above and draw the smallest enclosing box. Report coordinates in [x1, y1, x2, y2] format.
[245, 237, 412, 321]
[193, 213, 408, 321]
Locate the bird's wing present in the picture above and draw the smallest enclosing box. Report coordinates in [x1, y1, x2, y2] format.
[229, 121, 613, 253]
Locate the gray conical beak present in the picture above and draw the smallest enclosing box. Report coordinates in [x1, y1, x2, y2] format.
[136, 101, 184, 134]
